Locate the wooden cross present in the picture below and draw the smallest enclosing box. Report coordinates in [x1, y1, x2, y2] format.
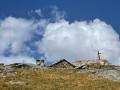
[97, 51, 101, 60]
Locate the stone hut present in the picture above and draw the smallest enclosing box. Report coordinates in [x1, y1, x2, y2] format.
[40, 60, 45, 67]
[36, 60, 41, 66]
[49, 59, 75, 68]
[36, 60, 45, 67]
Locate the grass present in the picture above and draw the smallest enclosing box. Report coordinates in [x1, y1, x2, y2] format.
[0, 68, 120, 90]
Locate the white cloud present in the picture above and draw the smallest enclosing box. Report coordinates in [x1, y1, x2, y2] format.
[34, 9, 42, 17]
[0, 16, 48, 54]
[51, 6, 66, 21]
[0, 7, 120, 65]
[37, 19, 120, 65]
[0, 56, 36, 65]
[0, 16, 33, 54]
[0, 16, 48, 64]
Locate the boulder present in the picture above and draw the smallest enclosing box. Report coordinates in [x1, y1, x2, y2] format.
[6, 81, 27, 85]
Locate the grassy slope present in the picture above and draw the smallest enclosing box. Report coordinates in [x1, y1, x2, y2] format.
[0, 68, 120, 90]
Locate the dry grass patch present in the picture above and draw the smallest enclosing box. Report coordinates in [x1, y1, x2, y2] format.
[0, 68, 120, 90]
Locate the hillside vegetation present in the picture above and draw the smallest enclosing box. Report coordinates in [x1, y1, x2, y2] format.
[0, 68, 120, 90]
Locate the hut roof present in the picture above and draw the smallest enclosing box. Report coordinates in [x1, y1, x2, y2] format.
[49, 59, 76, 68]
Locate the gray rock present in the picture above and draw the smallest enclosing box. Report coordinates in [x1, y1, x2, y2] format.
[78, 67, 120, 81]
[0, 65, 15, 76]
[72, 60, 111, 67]
[9, 63, 48, 70]
[6, 81, 27, 85]
[68, 70, 74, 73]
[0, 63, 48, 76]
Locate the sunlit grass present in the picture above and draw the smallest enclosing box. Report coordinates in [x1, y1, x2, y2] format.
[0, 68, 120, 90]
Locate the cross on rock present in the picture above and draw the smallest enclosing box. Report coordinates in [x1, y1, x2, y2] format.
[97, 51, 101, 60]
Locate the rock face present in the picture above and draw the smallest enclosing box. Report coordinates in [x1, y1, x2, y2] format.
[73, 60, 120, 81]
[79, 66, 120, 81]
[72, 60, 111, 68]
[49, 59, 75, 68]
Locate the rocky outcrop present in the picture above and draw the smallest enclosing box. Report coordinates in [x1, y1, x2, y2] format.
[0, 60, 120, 82]
[0, 65, 15, 76]
[72, 60, 111, 69]
[0, 63, 48, 76]
[9, 63, 48, 70]
[78, 66, 120, 81]
[73, 59, 120, 81]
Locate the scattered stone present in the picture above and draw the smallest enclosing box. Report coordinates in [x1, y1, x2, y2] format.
[0, 63, 48, 76]
[68, 70, 74, 73]
[6, 81, 27, 85]
[0, 66, 15, 76]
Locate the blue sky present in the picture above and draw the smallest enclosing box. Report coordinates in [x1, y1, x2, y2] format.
[0, 0, 119, 33]
[0, 0, 120, 65]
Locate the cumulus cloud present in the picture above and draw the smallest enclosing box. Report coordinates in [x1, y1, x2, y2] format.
[37, 19, 120, 65]
[0, 16, 48, 54]
[0, 7, 120, 65]
[0, 17, 33, 54]
[0, 16, 47, 64]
